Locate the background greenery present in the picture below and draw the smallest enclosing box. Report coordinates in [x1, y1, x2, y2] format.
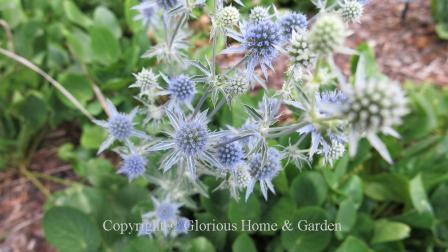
[1, 0, 448, 251]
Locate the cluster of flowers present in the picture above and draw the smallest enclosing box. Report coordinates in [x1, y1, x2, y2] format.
[93, 0, 408, 239]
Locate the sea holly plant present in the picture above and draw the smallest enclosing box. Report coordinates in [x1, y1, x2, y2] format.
[92, 0, 408, 239]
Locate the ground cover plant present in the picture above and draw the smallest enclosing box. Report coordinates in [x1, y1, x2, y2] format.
[1, 0, 448, 251]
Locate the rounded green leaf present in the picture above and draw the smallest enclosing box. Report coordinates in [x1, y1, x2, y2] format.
[265, 197, 296, 226]
[80, 124, 107, 150]
[232, 234, 257, 252]
[338, 175, 363, 209]
[90, 26, 121, 65]
[335, 199, 357, 239]
[371, 219, 410, 244]
[123, 237, 160, 252]
[93, 6, 122, 38]
[188, 237, 216, 252]
[281, 207, 332, 252]
[63, 1, 92, 28]
[43, 206, 101, 252]
[58, 73, 93, 107]
[335, 236, 371, 252]
[290, 171, 328, 207]
[228, 196, 261, 224]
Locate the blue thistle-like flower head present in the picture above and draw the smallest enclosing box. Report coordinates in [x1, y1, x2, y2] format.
[141, 198, 182, 237]
[155, 201, 179, 221]
[108, 114, 134, 140]
[279, 12, 308, 40]
[132, 1, 156, 26]
[146, 110, 227, 178]
[288, 90, 347, 158]
[241, 21, 281, 78]
[249, 6, 269, 23]
[175, 121, 208, 156]
[118, 154, 147, 181]
[174, 217, 191, 234]
[168, 75, 196, 103]
[94, 100, 149, 154]
[216, 136, 244, 169]
[249, 148, 281, 180]
[246, 147, 282, 200]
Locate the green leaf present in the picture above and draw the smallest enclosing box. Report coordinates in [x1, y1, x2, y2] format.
[43, 206, 101, 252]
[93, 6, 122, 39]
[0, 0, 26, 28]
[393, 210, 435, 229]
[188, 237, 216, 252]
[322, 154, 349, 189]
[233, 234, 257, 252]
[338, 175, 363, 209]
[335, 236, 371, 252]
[281, 207, 332, 252]
[336, 199, 357, 236]
[371, 219, 410, 244]
[63, 1, 92, 28]
[201, 177, 230, 220]
[194, 213, 227, 250]
[58, 73, 93, 107]
[65, 29, 93, 63]
[123, 237, 160, 252]
[14, 91, 49, 128]
[228, 196, 262, 224]
[265, 197, 296, 226]
[409, 174, 433, 213]
[80, 124, 107, 150]
[435, 24, 448, 39]
[125, 0, 143, 33]
[351, 43, 379, 77]
[44, 184, 106, 219]
[90, 26, 121, 65]
[290, 171, 328, 207]
[430, 184, 448, 221]
[363, 174, 409, 203]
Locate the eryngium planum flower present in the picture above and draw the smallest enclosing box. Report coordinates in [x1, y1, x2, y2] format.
[246, 147, 282, 200]
[288, 31, 314, 69]
[217, 6, 240, 27]
[340, 0, 364, 23]
[146, 110, 226, 178]
[286, 90, 347, 158]
[309, 14, 347, 55]
[168, 75, 196, 104]
[223, 21, 281, 79]
[175, 120, 208, 156]
[229, 162, 251, 199]
[132, 1, 156, 26]
[94, 100, 148, 154]
[279, 12, 308, 40]
[249, 6, 269, 23]
[216, 136, 244, 169]
[118, 154, 147, 181]
[342, 58, 408, 163]
[223, 75, 249, 97]
[141, 198, 182, 236]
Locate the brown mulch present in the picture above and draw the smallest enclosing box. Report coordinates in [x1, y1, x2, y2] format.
[340, 0, 448, 85]
[0, 124, 81, 252]
[1, 0, 447, 251]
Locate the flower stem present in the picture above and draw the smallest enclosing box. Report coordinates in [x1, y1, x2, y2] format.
[0, 48, 94, 121]
[267, 122, 306, 138]
[207, 98, 226, 119]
